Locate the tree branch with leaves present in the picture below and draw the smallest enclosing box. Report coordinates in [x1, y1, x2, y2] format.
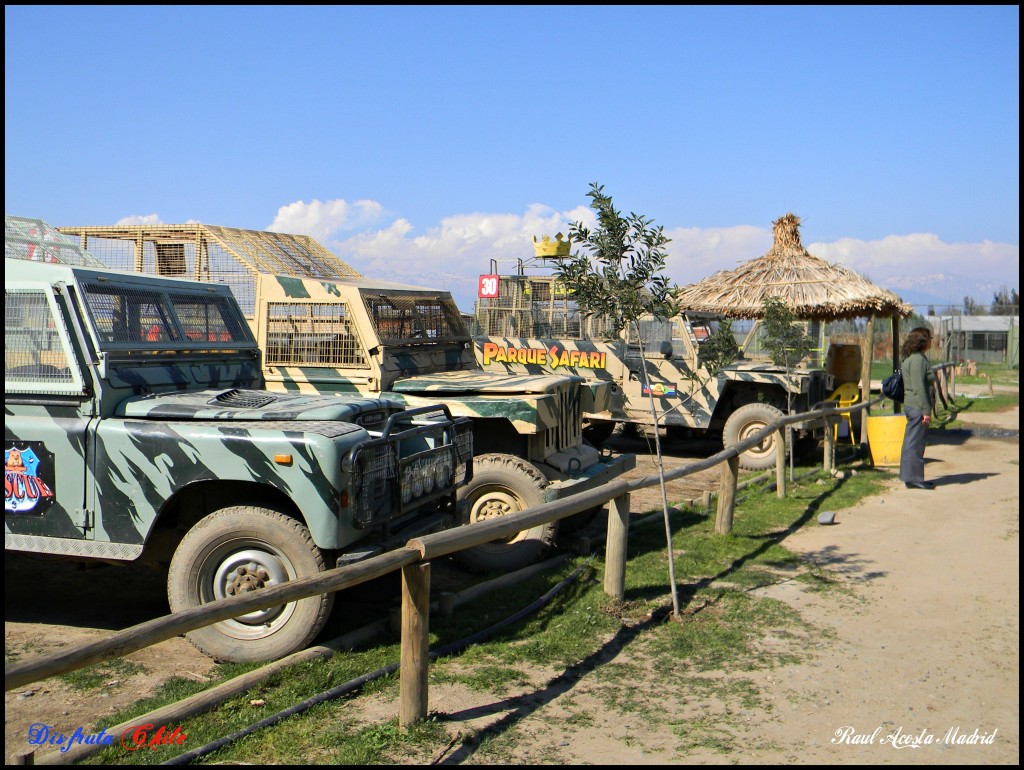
[556, 182, 684, 620]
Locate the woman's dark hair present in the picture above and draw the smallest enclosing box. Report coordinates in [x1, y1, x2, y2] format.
[901, 327, 932, 359]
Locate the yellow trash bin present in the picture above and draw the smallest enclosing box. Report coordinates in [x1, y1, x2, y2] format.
[866, 414, 906, 466]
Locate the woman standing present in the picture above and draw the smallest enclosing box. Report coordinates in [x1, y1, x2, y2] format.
[899, 327, 937, 489]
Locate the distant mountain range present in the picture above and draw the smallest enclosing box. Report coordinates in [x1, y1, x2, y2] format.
[892, 287, 970, 314]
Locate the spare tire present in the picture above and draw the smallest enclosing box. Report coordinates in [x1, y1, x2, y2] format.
[723, 402, 785, 471]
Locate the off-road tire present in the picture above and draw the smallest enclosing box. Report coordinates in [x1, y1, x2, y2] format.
[556, 504, 602, 536]
[168, 506, 333, 663]
[723, 402, 785, 471]
[454, 454, 557, 574]
[582, 418, 616, 448]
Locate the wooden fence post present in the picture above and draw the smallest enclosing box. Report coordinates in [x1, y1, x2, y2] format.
[604, 492, 631, 601]
[399, 562, 430, 729]
[775, 428, 787, 498]
[715, 456, 739, 534]
[823, 422, 834, 475]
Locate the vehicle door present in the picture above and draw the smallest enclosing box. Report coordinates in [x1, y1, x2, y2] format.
[5, 281, 94, 550]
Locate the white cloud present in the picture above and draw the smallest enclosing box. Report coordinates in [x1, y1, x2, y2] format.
[130, 201, 1018, 312]
[115, 213, 163, 226]
[266, 198, 385, 241]
[664, 225, 771, 286]
[327, 212, 1018, 310]
[323, 204, 596, 309]
[810, 234, 1019, 302]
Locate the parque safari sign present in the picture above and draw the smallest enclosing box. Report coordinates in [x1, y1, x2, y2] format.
[479, 341, 608, 370]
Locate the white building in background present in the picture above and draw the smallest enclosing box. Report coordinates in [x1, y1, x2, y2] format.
[930, 315, 1020, 367]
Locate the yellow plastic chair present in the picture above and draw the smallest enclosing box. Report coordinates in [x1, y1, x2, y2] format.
[827, 382, 861, 444]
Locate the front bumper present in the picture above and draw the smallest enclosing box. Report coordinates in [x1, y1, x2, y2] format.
[542, 452, 636, 502]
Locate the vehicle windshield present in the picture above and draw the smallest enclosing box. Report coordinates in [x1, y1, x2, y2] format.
[77, 272, 253, 352]
[361, 292, 469, 345]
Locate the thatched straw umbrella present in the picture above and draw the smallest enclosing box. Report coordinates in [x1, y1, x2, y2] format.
[675, 213, 912, 433]
[674, 213, 910, 320]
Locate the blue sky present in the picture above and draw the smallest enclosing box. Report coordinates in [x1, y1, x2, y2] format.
[5, 5, 1019, 313]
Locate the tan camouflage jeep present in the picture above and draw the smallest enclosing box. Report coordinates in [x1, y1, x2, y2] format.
[474, 269, 833, 471]
[5, 217, 473, 663]
[56, 223, 635, 572]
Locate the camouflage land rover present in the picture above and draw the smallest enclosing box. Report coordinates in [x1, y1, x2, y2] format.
[5, 218, 473, 663]
[473, 256, 831, 471]
[56, 223, 635, 573]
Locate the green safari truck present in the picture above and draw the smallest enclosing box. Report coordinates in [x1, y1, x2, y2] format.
[5, 219, 473, 663]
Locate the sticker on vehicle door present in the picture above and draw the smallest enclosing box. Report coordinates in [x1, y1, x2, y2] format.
[642, 383, 678, 397]
[5, 443, 56, 515]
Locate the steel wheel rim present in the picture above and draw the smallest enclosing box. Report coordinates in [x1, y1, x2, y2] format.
[200, 542, 296, 641]
[467, 487, 529, 545]
[739, 421, 774, 459]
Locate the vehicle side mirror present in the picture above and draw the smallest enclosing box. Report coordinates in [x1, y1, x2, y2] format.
[659, 341, 673, 359]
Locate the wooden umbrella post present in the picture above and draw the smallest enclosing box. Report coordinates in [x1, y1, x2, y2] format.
[892, 316, 901, 413]
[860, 315, 875, 444]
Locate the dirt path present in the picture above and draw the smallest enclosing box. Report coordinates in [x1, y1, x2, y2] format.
[5, 404, 1018, 764]
[732, 404, 1019, 764]
[424, 403, 1019, 764]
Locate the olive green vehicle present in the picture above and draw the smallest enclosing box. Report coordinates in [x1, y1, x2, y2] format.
[56, 223, 635, 572]
[474, 271, 833, 471]
[5, 218, 474, 663]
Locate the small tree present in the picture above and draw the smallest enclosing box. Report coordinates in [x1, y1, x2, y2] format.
[991, 287, 1020, 316]
[699, 318, 741, 376]
[760, 297, 812, 474]
[761, 297, 812, 369]
[555, 182, 683, 620]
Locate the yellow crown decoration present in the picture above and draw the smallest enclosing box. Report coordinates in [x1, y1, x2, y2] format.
[532, 232, 571, 258]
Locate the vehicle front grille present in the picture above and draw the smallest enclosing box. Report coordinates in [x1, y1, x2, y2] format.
[541, 381, 583, 455]
[346, 415, 473, 529]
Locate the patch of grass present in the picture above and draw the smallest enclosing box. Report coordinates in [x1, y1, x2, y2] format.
[58, 657, 146, 692]
[429, 662, 532, 695]
[672, 714, 740, 754]
[79, 459, 899, 765]
[468, 724, 525, 764]
[953, 363, 1018, 387]
[872, 360, 1018, 382]
[873, 388, 1018, 425]
[329, 716, 451, 764]
[562, 706, 595, 728]
[938, 392, 1018, 420]
[5, 639, 40, 664]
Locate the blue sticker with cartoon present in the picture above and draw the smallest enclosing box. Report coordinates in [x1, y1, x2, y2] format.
[6, 444, 56, 515]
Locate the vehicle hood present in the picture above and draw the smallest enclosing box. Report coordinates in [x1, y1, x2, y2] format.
[390, 370, 575, 396]
[117, 388, 401, 422]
